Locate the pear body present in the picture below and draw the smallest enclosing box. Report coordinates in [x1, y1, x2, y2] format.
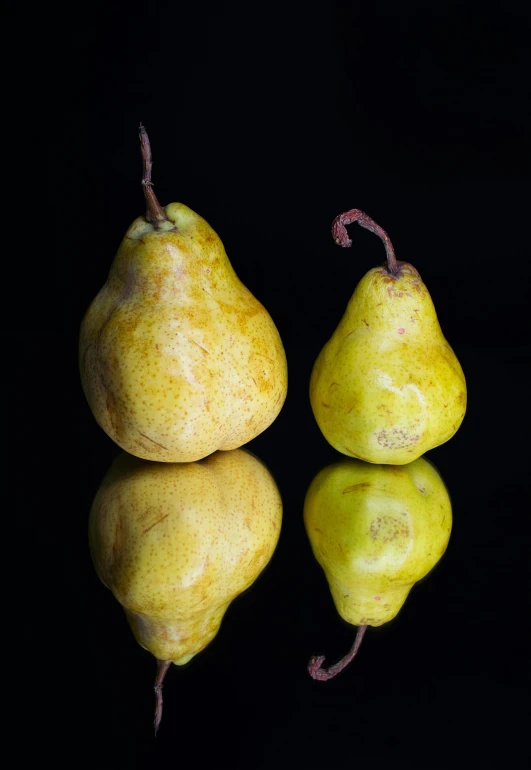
[304, 456, 451, 627]
[89, 448, 282, 665]
[310, 262, 466, 463]
[80, 203, 287, 462]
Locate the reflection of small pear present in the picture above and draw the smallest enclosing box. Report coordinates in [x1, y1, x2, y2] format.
[310, 209, 466, 464]
[79, 125, 287, 463]
[89, 448, 282, 733]
[304, 455, 451, 680]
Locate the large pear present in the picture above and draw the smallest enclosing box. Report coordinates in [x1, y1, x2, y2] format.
[310, 209, 466, 464]
[304, 456, 451, 680]
[89, 448, 282, 731]
[80, 126, 287, 462]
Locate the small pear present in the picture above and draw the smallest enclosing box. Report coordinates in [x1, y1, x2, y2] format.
[304, 456, 451, 680]
[310, 209, 466, 464]
[89, 447, 282, 732]
[80, 126, 287, 462]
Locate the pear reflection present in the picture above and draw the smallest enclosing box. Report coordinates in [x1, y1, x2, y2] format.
[304, 456, 451, 681]
[89, 447, 282, 733]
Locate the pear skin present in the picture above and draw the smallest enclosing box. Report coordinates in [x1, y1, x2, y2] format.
[80, 127, 287, 462]
[304, 456, 451, 680]
[89, 448, 282, 730]
[310, 209, 466, 464]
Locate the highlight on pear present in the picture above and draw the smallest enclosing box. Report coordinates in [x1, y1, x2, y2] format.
[80, 126, 287, 463]
[310, 208, 466, 464]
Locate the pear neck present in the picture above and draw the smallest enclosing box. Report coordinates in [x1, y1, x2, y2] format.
[139, 124, 178, 232]
[332, 209, 398, 275]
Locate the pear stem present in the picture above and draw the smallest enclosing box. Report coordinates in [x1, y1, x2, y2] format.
[308, 624, 367, 681]
[138, 123, 175, 230]
[332, 209, 399, 275]
[153, 658, 171, 736]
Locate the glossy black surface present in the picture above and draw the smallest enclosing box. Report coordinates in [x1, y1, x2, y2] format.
[13, 2, 530, 767]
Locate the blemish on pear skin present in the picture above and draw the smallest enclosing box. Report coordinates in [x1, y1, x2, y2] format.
[387, 287, 404, 299]
[143, 513, 170, 534]
[321, 402, 331, 408]
[186, 338, 210, 356]
[398, 328, 405, 334]
[138, 432, 169, 451]
[369, 515, 410, 543]
[342, 482, 371, 494]
[376, 428, 419, 450]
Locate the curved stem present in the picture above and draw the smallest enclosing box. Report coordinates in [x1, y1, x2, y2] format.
[308, 624, 367, 681]
[153, 658, 171, 736]
[138, 123, 175, 229]
[332, 209, 398, 275]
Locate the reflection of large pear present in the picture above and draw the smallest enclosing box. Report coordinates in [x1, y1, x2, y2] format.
[89, 447, 282, 732]
[310, 209, 466, 464]
[304, 455, 451, 680]
[79, 126, 287, 463]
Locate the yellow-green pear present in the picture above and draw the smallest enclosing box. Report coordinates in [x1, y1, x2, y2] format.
[310, 209, 466, 464]
[80, 126, 287, 462]
[89, 447, 282, 732]
[304, 455, 451, 680]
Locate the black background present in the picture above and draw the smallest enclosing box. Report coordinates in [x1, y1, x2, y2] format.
[12, 1, 531, 768]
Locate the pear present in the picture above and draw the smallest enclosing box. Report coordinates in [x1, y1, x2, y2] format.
[80, 125, 287, 462]
[89, 447, 282, 733]
[304, 455, 451, 680]
[310, 209, 466, 464]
